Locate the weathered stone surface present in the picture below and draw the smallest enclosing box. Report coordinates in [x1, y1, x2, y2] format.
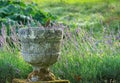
[18, 28, 63, 68]
[13, 79, 70, 83]
[27, 68, 56, 82]
[18, 27, 64, 82]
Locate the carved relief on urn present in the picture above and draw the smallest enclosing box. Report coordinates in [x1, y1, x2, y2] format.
[18, 27, 63, 82]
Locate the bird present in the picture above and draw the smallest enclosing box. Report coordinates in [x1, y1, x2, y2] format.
[45, 18, 50, 27]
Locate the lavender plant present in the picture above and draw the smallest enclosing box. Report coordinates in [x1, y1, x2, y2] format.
[51, 23, 120, 83]
[0, 20, 120, 83]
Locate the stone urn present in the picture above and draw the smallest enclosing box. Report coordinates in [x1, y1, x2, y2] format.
[18, 27, 63, 82]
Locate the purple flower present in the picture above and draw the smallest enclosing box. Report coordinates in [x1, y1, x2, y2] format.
[73, 35, 79, 50]
[116, 32, 120, 41]
[16, 68, 21, 74]
[1, 23, 6, 39]
[0, 36, 5, 47]
[75, 28, 80, 35]
[10, 27, 18, 42]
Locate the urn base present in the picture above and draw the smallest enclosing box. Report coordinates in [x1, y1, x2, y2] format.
[13, 79, 70, 83]
[27, 68, 56, 82]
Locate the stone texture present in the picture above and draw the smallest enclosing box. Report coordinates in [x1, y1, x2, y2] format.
[13, 79, 70, 83]
[18, 28, 63, 69]
[18, 27, 64, 82]
[27, 68, 56, 82]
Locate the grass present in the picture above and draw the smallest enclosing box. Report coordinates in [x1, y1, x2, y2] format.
[0, 0, 120, 83]
[36, 0, 120, 34]
[51, 26, 120, 83]
[0, 50, 32, 83]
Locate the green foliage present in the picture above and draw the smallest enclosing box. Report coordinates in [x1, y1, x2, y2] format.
[0, 50, 32, 83]
[38, 0, 120, 33]
[0, 22, 119, 83]
[51, 25, 120, 83]
[0, 1, 56, 27]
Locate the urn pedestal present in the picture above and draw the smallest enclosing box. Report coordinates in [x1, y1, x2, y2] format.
[13, 79, 70, 83]
[13, 27, 70, 83]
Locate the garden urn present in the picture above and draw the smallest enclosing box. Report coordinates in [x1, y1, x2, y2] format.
[18, 27, 63, 82]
